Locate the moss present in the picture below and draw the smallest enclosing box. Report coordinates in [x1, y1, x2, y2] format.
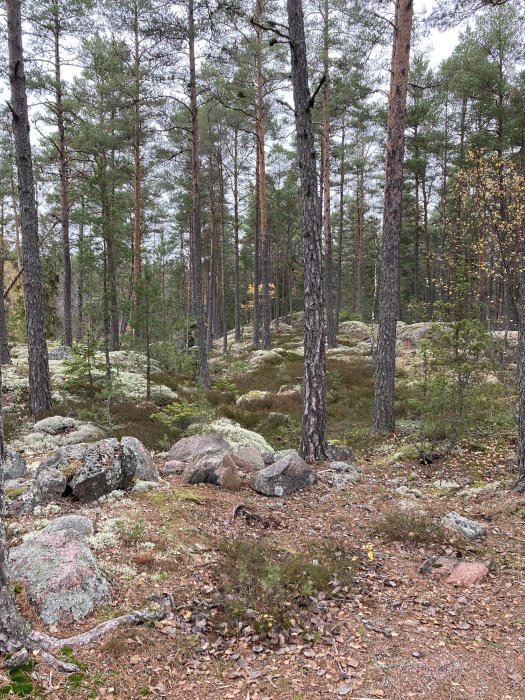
[59, 460, 82, 482]
[5, 485, 27, 500]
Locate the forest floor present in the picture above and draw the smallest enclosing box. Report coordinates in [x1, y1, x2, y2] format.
[2, 326, 525, 699]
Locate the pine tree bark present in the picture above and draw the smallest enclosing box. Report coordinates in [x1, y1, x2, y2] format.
[253, 155, 261, 347]
[52, 0, 73, 347]
[335, 117, 345, 330]
[207, 155, 217, 353]
[7, 0, 52, 416]
[132, 0, 142, 319]
[515, 148, 525, 492]
[255, 0, 271, 350]
[0, 343, 28, 653]
[0, 201, 11, 364]
[188, 0, 210, 388]
[321, 0, 335, 346]
[372, 0, 413, 434]
[233, 128, 241, 341]
[287, 0, 327, 462]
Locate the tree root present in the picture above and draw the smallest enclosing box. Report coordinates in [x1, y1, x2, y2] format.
[4, 595, 174, 673]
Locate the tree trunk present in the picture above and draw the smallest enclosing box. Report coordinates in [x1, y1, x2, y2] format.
[188, 0, 210, 387]
[335, 117, 345, 330]
[0, 201, 11, 365]
[233, 128, 241, 341]
[52, 1, 73, 347]
[207, 155, 217, 353]
[355, 142, 365, 318]
[372, 0, 413, 434]
[321, 0, 335, 347]
[132, 0, 142, 315]
[287, 0, 327, 462]
[7, 0, 52, 416]
[255, 0, 271, 350]
[253, 155, 261, 347]
[0, 337, 28, 653]
[219, 152, 228, 354]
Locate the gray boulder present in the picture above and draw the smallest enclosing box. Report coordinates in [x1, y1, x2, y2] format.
[181, 452, 241, 491]
[40, 515, 94, 539]
[70, 439, 135, 502]
[48, 345, 73, 361]
[3, 450, 27, 480]
[168, 434, 231, 462]
[326, 443, 354, 463]
[250, 452, 316, 497]
[35, 469, 67, 505]
[9, 527, 111, 624]
[441, 512, 487, 540]
[38, 443, 90, 473]
[325, 461, 362, 490]
[273, 448, 298, 462]
[121, 436, 158, 481]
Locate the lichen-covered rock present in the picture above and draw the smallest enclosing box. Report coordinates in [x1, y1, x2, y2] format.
[273, 448, 297, 462]
[40, 515, 94, 539]
[248, 349, 283, 367]
[326, 443, 354, 463]
[132, 480, 162, 492]
[15, 417, 104, 452]
[70, 439, 135, 502]
[338, 321, 372, 342]
[181, 452, 241, 491]
[441, 512, 487, 540]
[235, 390, 272, 407]
[250, 452, 315, 497]
[196, 418, 273, 455]
[3, 450, 27, 480]
[34, 469, 67, 505]
[48, 345, 73, 361]
[325, 462, 362, 490]
[121, 436, 158, 481]
[168, 434, 231, 462]
[9, 527, 111, 624]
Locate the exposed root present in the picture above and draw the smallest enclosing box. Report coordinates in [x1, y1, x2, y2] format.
[29, 595, 174, 652]
[3, 595, 174, 674]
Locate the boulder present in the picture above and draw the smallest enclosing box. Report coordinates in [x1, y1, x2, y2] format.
[48, 345, 73, 361]
[326, 443, 355, 463]
[248, 349, 283, 367]
[3, 450, 27, 480]
[17, 416, 103, 451]
[168, 434, 231, 462]
[235, 390, 272, 407]
[266, 412, 288, 427]
[121, 436, 158, 481]
[441, 512, 487, 540]
[250, 452, 316, 497]
[40, 515, 94, 539]
[338, 321, 372, 343]
[9, 527, 111, 624]
[161, 459, 186, 475]
[325, 461, 362, 490]
[39, 443, 90, 472]
[196, 418, 273, 454]
[70, 439, 135, 502]
[273, 448, 298, 462]
[34, 469, 67, 505]
[182, 452, 241, 491]
[231, 446, 265, 472]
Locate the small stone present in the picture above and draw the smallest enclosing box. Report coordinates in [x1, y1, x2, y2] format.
[441, 512, 487, 540]
[447, 562, 489, 586]
[337, 685, 353, 696]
